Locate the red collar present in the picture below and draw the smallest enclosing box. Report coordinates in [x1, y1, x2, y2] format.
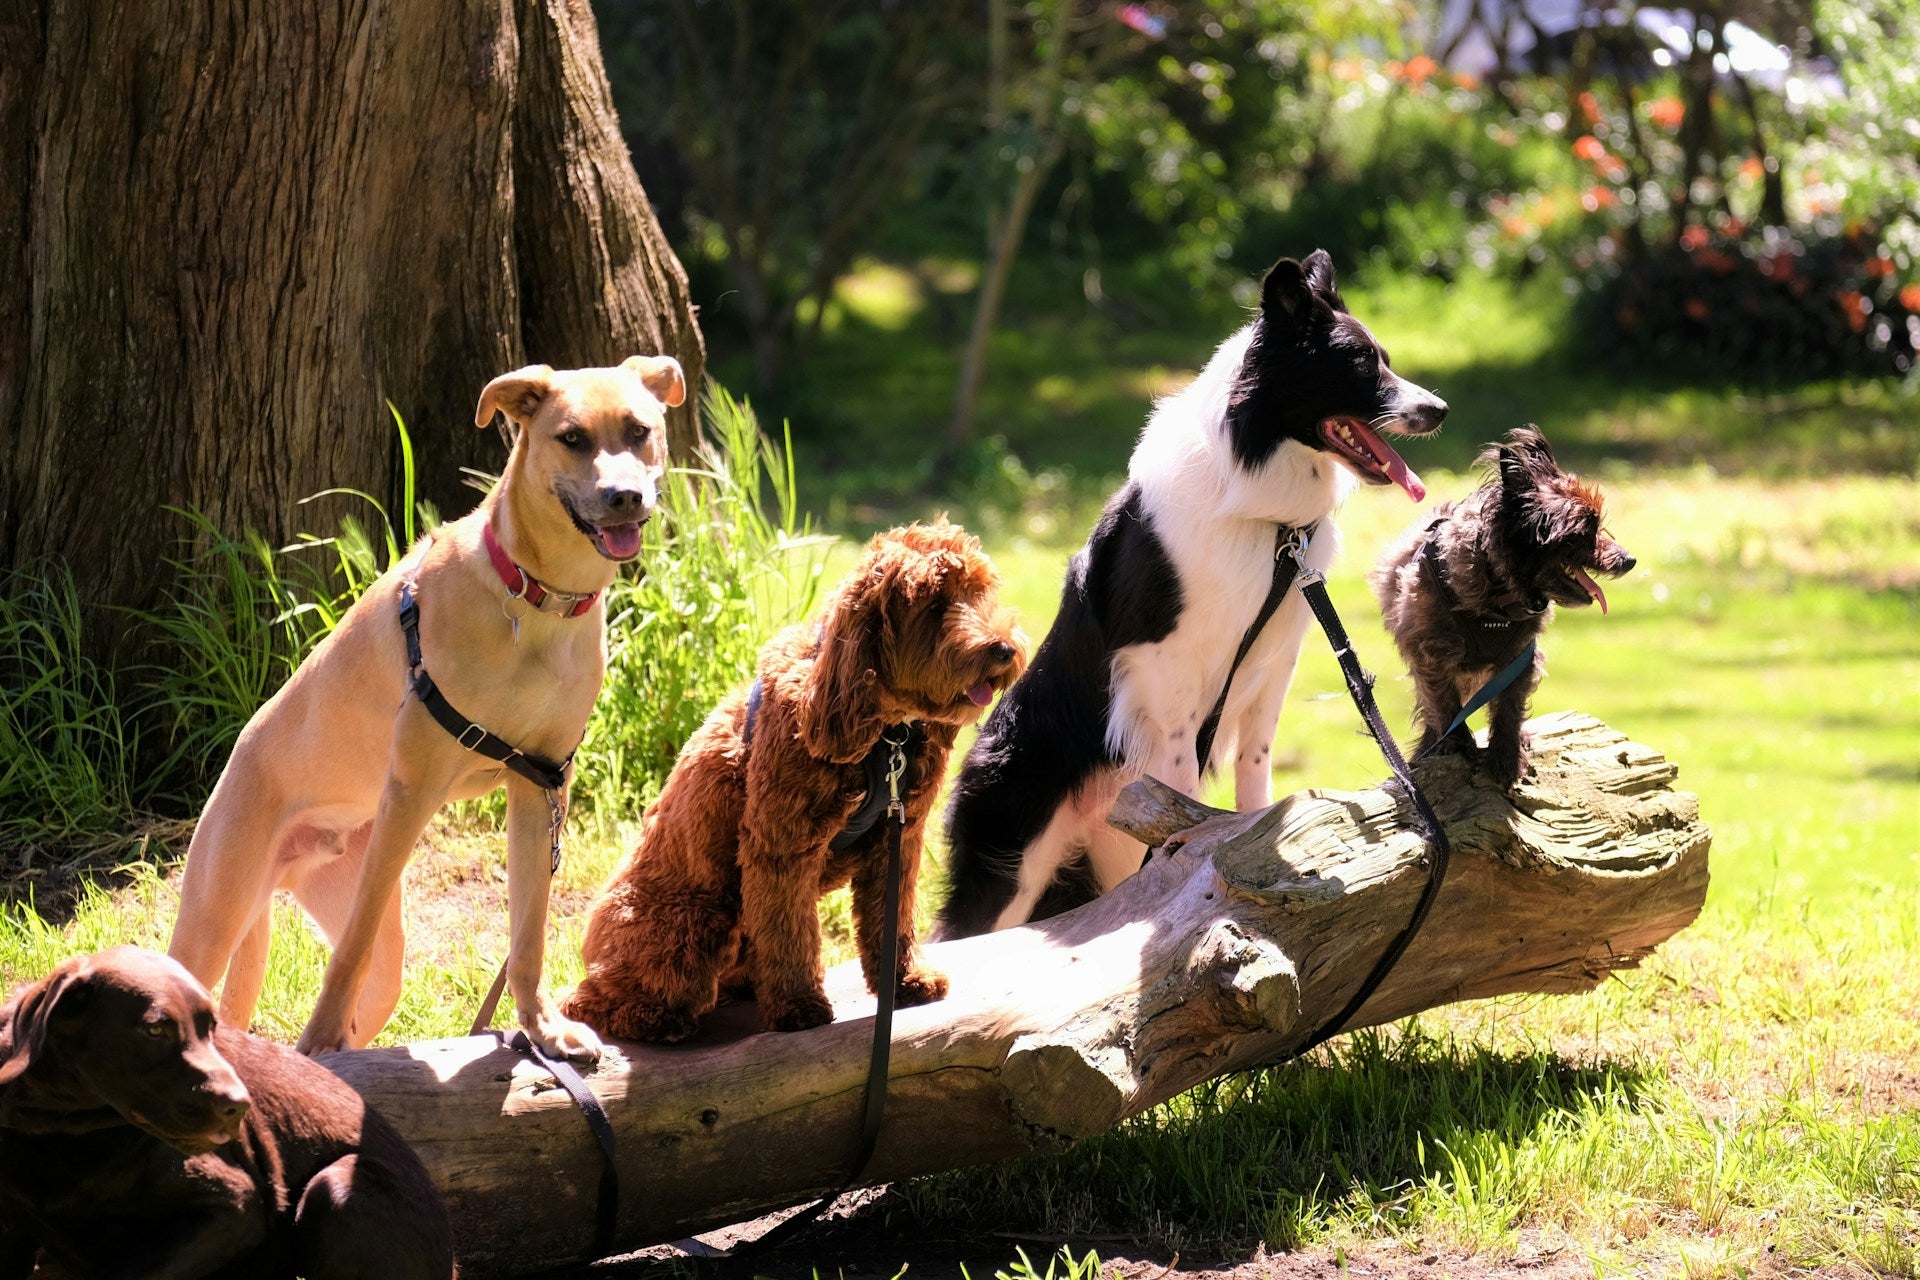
[482, 523, 600, 618]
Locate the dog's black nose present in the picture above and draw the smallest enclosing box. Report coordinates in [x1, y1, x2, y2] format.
[1618, 552, 1636, 573]
[990, 642, 1017, 665]
[600, 486, 648, 517]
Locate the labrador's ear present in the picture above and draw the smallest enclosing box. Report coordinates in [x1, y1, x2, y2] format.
[0, 960, 91, 1097]
[475, 365, 557, 429]
[623, 355, 687, 409]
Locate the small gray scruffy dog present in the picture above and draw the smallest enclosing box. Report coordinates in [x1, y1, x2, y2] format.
[1371, 426, 1635, 785]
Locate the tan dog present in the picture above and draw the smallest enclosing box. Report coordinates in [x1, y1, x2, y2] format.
[167, 356, 684, 1059]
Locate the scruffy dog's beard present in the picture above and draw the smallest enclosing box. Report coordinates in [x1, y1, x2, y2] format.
[1370, 426, 1632, 786]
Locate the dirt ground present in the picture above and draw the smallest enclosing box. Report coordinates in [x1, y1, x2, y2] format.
[520, 1187, 1612, 1280]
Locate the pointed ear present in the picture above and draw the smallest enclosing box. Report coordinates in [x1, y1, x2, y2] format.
[1260, 257, 1312, 318]
[798, 573, 889, 764]
[623, 355, 687, 409]
[1492, 426, 1552, 491]
[474, 364, 557, 429]
[1261, 252, 1340, 329]
[1301, 247, 1340, 303]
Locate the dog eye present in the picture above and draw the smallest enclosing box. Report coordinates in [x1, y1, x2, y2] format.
[556, 428, 590, 451]
[143, 1020, 174, 1040]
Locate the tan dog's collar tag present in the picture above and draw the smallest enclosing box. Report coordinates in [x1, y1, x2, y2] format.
[502, 592, 532, 641]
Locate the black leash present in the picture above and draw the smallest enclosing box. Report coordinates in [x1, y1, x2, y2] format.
[1286, 558, 1451, 1056]
[506, 1030, 621, 1256]
[1145, 526, 1451, 1058]
[395, 570, 619, 1260]
[671, 693, 913, 1258]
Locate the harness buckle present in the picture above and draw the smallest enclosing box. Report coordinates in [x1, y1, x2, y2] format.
[456, 723, 488, 752]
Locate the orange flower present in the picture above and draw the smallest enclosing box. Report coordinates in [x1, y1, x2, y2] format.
[1581, 186, 1617, 212]
[1738, 156, 1764, 182]
[1455, 70, 1482, 90]
[1684, 299, 1710, 321]
[1680, 224, 1710, 251]
[1760, 252, 1797, 281]
[1573, 135, 1607, 163]
[1403, 54, 1438, 82]
[1866, 254, 1895, 278]
[1694, 248, 1739, 275]
[1837, 290, 1868, 332]
[1900, 283, 1920, 311]
[1647, 98, 1685, 130]
[1577, 90, 1601, 124]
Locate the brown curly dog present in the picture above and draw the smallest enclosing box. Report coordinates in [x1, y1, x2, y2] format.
[564, 521, 1028, 1042]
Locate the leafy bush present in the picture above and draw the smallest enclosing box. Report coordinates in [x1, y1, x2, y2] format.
[1579, 221, 1920, 378]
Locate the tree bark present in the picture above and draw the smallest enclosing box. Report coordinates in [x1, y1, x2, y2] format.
[0, 0, 703, 657]
[325, 712, 1711, 1276]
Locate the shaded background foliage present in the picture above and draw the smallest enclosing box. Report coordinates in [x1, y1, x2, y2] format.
[596, 0, 1918, 480]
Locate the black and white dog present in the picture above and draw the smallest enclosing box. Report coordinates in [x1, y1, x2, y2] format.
[937, 250, 1447, 937]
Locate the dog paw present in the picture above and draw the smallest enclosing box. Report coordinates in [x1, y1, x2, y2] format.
[294, 1024, 350, 1057]
[1486, 746, 1528, 788]
[524, 1009, 604, 1063]
[765, 992, 835, 1033]
[621, 1006, 700, 1044]
[894, 967, 949, 1007]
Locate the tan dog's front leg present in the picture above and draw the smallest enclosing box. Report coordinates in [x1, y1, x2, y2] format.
[296, 710, 456, 1055]
[503, 773, 601, 1061]
[851, 826, 947, 1007]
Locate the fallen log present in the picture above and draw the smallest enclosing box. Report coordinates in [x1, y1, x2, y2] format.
[324, 711, 1710, 1276]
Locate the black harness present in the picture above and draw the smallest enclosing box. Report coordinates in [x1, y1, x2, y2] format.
[400, 582, 574, 795]
[1193, 522, 1315, 775]
[1165, 523, 1453, 1061]
[396, 560, 619, 1259]
[742, 677, 922, 852]
[1419, 518, 1548, 630]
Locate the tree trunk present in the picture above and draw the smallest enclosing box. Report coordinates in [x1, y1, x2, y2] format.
[0, 0, 703, 658]
[325, 712, 1711, 1276]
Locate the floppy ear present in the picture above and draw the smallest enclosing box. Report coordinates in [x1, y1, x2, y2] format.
[474, 364, 557, 429]
[623, 355, 687, 409]
[798, 572, 890, 764]
[0, 964, 89, 1099]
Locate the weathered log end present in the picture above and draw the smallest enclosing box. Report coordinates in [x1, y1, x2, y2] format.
[328, 711, 1709, 1276]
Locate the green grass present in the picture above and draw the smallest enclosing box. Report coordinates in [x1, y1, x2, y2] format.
[4, 264, 1917, 1274]
[891, 471, 1918, 1273]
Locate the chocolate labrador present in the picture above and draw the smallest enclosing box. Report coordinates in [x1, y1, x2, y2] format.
[0, 946, 452, 1279]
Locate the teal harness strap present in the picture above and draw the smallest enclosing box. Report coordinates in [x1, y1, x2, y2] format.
[1424, 639, 1537, 758]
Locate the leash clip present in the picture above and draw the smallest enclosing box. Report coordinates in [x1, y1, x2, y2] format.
[881, 727, 909, 820]
[1279, 523, 1322, 588]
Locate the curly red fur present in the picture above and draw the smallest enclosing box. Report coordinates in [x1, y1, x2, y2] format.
[564, 521, 1027, 1041]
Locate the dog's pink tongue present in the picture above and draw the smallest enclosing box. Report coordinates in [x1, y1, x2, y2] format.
[599, 523, 643, 559]
[1571, 567, 1609, 614]
[966, 681, 995, 707]
[1350, 420, 1426, 502]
